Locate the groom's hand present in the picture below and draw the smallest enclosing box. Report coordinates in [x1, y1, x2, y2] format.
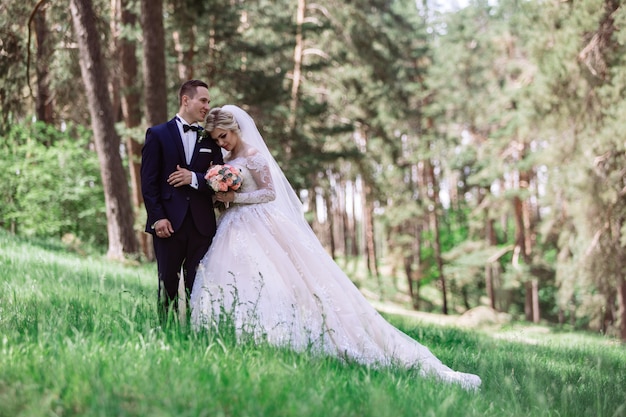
[154, 219, 174, 238]
[168, 165, 193, 187]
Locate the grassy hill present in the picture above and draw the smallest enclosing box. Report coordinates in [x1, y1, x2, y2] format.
[0, 231, 624, 417]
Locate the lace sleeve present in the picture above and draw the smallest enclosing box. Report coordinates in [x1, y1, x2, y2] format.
[232, 152, 276, 204]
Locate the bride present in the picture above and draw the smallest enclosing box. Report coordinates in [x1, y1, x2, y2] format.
[190, 105, 481, 391]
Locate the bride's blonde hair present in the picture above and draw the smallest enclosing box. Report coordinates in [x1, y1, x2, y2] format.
[204, 107, 241, 137]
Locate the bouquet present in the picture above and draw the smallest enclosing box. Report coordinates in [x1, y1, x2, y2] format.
[205, 164, 243, 192]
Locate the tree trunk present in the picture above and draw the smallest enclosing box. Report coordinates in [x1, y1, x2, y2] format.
[308, 182, 324, 243]
[140, 0, 168, 126]
[514, 192, 534, 321]
[431, 192, 447, 314]
[362, 180, 380, 282]
[70, 0, 138, 259]
[117, 0, 151, 259]
[616, 216, 626, 341]
[339, 176, 350, 258]
[34, 5, 53, 125]
[342, 180, 353, 257]
[323, 181, 336, 259]
[334, 174, 346, 257]
[406, 220, 422, 310]
[487, 245, 513, 311]
[485, 202, 498, 310]
[173, 27, 196, 81]
[108, 0, 121, 124]
[521, 169, 540, 322]
[531, 278, 540, 323]
[485, 256, 496, 310]
[485, 264, 495, 309]
[514, 156, 539, 322]
[349, 177, 359, 257]
[426, 158, 448, 314]
[618, 273, 626, 341]
[404, 257, 418, 309]
[288, 0, 305, 136]
[118, 0, 141, 206]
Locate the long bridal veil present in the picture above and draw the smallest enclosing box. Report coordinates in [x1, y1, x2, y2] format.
[194, 105, 482, 391]
[221, 105, 306, 227]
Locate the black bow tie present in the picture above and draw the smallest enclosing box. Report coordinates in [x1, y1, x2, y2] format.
[183, 124, 200, 133]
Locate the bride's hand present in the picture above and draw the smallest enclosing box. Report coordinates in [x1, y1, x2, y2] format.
[215, 191, 235, 203]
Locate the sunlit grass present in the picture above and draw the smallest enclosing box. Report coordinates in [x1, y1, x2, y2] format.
[1, 230, 624, 417]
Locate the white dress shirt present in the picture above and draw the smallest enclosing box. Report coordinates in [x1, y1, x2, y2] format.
[175, 114, 199, 189]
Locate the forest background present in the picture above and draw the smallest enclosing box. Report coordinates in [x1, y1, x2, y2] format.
[1, 0, 625, 341]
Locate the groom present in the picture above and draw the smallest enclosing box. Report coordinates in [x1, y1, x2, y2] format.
[141, 79, 224, 324]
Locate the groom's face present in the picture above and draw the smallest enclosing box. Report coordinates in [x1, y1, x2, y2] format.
[181, 87, 211, 123]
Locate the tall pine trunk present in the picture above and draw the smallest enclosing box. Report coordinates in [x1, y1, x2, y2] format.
[425, 157, 448, 314]
[141, 0, 167, 126]
[323, 180, 336, 258]
[117, 0, 150, 258]
[360, 173, 379, 284]
[70, 0, 138, 259]
[34, 5, 53, 125]
[614, 216, 626, 340]
[288, 0, 305, 137]
[406, 220, 422, 310]
[618, 273, 626, 340]
[172, 0, 198, 83]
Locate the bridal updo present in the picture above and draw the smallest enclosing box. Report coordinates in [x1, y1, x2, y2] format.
[204, 107, 241, 137]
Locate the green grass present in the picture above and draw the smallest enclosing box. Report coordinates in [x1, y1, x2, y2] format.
[1, 231, 625, 417]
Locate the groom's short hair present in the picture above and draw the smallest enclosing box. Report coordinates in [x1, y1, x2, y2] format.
[179, 80, 209, 105]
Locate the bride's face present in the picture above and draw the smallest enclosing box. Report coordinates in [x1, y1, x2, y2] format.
[211, 128, 239, 152]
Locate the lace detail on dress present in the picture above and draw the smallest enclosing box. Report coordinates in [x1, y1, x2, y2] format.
[227, 152, 276, 205]
[192, 106, 481, 391]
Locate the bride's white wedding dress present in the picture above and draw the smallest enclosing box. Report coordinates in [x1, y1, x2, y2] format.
[190, 106, 481, 391]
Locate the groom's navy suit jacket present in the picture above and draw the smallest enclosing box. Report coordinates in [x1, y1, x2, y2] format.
[141, 117, 224, 237]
